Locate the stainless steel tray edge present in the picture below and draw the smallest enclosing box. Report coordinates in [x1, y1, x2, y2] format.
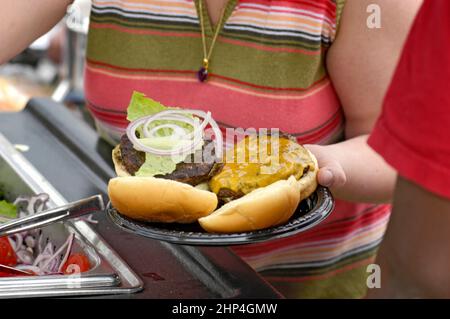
[0, 133, 143, 298]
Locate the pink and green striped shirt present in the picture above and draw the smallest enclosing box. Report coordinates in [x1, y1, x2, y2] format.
[85, 0, 390, 298]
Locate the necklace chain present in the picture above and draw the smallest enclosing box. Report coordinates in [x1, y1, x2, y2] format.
[197, 0, 228, 82]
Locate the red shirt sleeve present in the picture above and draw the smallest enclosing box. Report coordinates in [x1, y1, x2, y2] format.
[368, 0, 450, 199]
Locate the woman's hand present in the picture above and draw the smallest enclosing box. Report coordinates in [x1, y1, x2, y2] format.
[304, 144, 347, 189]
[304, 136, 396, 203]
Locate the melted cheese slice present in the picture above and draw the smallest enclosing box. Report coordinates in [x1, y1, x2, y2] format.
[209, 135, 315, 195]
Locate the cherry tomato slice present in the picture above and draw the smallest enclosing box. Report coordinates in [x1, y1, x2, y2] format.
[0, 237, 17, 267]
[62, 253, 91, 274]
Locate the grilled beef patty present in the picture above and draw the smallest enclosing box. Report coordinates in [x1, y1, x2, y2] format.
[119, 134, 146, 175]
[119, 134, 223, 186]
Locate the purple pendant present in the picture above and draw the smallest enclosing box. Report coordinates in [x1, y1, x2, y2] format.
[197, 67, 208, 82]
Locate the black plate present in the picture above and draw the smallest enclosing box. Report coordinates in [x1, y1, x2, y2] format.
[107, 186, 334, 246]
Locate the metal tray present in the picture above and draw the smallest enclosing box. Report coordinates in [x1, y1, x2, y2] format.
[0, 133, 143, 298]
[107, 187, 334, 246]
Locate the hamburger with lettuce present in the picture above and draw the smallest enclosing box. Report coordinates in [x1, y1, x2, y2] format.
[108, 92, 318, 233]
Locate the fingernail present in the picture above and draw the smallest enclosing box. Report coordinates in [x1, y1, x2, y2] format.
[320, 169, 333, 187]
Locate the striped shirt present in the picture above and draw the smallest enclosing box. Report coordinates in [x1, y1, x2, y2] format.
[85, 0, 390, 298]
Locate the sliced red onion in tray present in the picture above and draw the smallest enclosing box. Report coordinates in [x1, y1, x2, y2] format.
[33, 252, 51, 267]
[13, 193, 49, 218]
[24, 235, 35, 249]
[5, 194, 81, 276]
[16, 250, 34, 265]
[46, 258, 60, 274]
[42, 242, 54, 256]
[126, 109, 223, 161]
[40, 233, 74, 273]
[57, 233, 75, 273]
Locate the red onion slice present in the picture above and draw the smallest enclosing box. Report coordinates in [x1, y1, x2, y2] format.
[57, 233, 75, 273]
[6, 194, 84, 276]
[40, 233, 75, 272]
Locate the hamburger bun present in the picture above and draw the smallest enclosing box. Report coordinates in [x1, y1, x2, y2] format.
[298, 149, 319, 201]
[198, 176, 302, 233]
[112, 145, 131, 177]
[108, 176, 218, 223]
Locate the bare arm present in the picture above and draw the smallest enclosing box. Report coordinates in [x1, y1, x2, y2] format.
[0, 0, 73, 65]
[306, 0, 422, 203]
[367, 176, 450, 298]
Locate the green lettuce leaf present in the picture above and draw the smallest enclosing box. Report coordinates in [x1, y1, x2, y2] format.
[127, 91, 201, 177]
[127, 91, 195, 136]
[135, 153, 187, 177]
[139, 136, 193, 150]
[127, 91, 167, 122]
[0, 200, 17, 219]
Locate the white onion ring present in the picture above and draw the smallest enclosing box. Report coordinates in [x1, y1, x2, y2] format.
[126, 109, 223, 160]
[128, 111, 204, 156]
